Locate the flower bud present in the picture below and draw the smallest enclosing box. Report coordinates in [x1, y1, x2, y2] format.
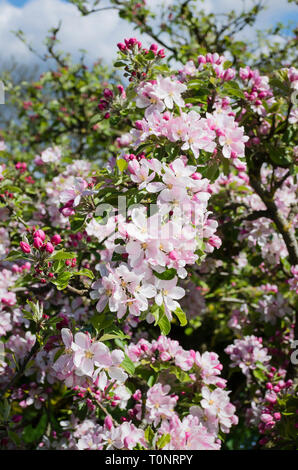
[150, 43, 158, 53]
[33, 237, 43, 249]
[51, 234, 62, 245]
[169, 250, 178, 261]
[34, 229, 46, 241]
[20, 242, 31, 254]
[45, 242, 54, 254]
[104, 416, 113, 430]
[117, 43, 126, 52]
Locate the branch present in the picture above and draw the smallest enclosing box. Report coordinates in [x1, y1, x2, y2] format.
[245, 210, 270, 221]
[248, 169, 298, 378]
[248, 172, 298, 266]
[67, 285, 88, 295]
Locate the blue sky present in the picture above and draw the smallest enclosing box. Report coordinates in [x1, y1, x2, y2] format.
[0, 0, 297, 68]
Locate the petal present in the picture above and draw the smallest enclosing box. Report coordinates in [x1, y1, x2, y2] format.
[74, 332, 90, 350]
[155, 292, 163, 306]
[98, 371, 108, 391]
[169, 286, 185, 300]
[80, 357, 94, 376]
[61, 328, 72, 348]
[111, 349, 124, 365]
[109, 366, 128, 383]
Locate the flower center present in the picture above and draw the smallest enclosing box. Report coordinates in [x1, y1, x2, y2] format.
[85, 350, 94, 359]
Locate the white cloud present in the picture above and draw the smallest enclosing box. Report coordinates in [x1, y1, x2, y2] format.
[0, 0, 136, 67]
[0, 0, 296, 70]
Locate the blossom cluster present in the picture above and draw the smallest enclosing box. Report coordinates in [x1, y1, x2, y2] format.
[225, 335, 271, 378]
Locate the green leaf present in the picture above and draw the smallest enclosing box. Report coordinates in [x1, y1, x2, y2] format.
[147, 374, 157, 387]
[70, 217, 85, 232]
[201, 163, 220, 181]
[4, 250, 24, 261]
[144, 51, 155, 60]
[89, 113, 102, 126]
[152, 304, 171, 335]
[187, 79, 204, 89]
[222, 81, 245, 99]
[169, 365, 191, 383]
[144, 426, 155, 446]
[8, 430, 21, 446]
[53, 259, 65, 274]
[114, 61, 127, 68]
[51, 250, 76, 260]
[156, 433, 171, 449]
[153, 268, 176, 280]
[22, 412, 47, 444]
[90, 313, 114, 333]
[73, 268, 94, 279]
[14, 273, 34, 288]
[99, 328, 129, 342]
[116, 158, 128, 173]
[121, 354, 135, 375]
[253, 368, 266, 382]
[52, 271, 73, 290]
[174, 307, 187, 327]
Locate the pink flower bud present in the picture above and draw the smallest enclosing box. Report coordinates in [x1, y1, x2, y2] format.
[34, 229, 46, 241]
[45, 242, 54, 254]
[158, 49, 165, 58]
[265, 391, 277, 404]
[261, 413, 273, 423]
[150, 43, 158, 53]
[12, 264, 20, 273]
[104, 416, 113, 430]
[103, 88, 114, 99]
[117, 84, 126, 98]
[117, 43, 126, 52]
[33, 237, 43, 249]
[98, 98, 108, 110]
[20, 242, 31, 254]
[51, 234, 62, 245]
[223, 69, 236, 81]
[169, 250, 178, 261]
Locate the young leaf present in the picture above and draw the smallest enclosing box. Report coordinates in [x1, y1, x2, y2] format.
[121, 354, 135, 375]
